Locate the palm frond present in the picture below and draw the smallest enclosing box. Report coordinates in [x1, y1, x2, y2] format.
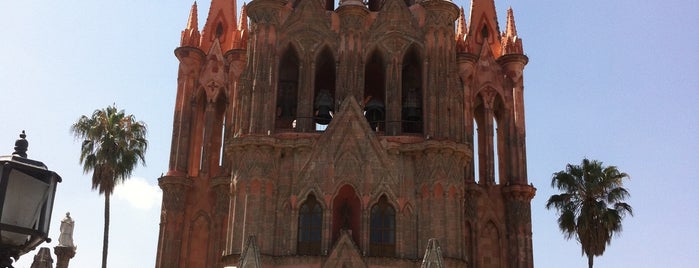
[607, 187, 630, 204]
[546, 158, 633, 263]
[71, 104, 148, 195]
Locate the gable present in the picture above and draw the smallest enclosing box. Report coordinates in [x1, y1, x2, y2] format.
[296, 97, 397, 193]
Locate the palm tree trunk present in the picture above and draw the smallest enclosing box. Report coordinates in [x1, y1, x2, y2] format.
[102, 194, 110, 268]
[588, 254, 594, 268]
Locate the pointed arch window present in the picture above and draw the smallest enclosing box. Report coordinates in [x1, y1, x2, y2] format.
[401, 47, 423, 134]
[192, 91, 207, 175]
[364, 50, 386, 132]
[215, 22, 224, 38]
[276, 47, 300, 131]
[211, 95, 227, 173]
[332, 185, 361, 245]
[370, 195, 395, 257]
[481, 25, 489, 39]
[473, 90, 506, 185]
[314, 47, 336, 129]
[298, 194, 322, 255]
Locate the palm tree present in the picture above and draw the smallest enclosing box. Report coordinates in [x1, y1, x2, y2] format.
[71, 105, 147, 268]
[545, 158, 633, 268]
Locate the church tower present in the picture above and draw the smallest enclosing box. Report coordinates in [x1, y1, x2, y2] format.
[156, 0, 535, 267]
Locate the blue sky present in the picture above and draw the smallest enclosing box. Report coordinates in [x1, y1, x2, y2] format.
[1, 0, 697, 267]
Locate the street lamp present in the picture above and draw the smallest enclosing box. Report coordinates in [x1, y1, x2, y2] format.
[0, 131, 61, 268]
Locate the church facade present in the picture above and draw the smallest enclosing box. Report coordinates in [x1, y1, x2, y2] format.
[156, 0, 535, 267]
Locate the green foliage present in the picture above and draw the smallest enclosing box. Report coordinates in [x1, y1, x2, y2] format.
[70, 105, 148, 195]
[546, 158, 633, 268]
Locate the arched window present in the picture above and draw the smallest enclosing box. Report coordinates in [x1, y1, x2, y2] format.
[215, 22, 224, 38]
[370, 195, 395, 257]
[276, 46, 300, 131]
[332, 185, 361, 245]
[314, 47, 336, 129]
[401, 47, 422, 134]
[298, 194, 322, 255]
[364, 50, 386, 132]
[473, 90, 506, 185]
[211, 94, 227, 172]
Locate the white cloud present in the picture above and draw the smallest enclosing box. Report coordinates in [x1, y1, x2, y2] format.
[114, 177, 162, 210]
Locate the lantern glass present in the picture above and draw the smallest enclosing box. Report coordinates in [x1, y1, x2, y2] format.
[39, 172, 58, 236]
[0, 165, 50, 247]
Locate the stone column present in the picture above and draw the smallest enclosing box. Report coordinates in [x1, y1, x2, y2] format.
[245, 0, 286, 134]
[155, 176, 192, 268]
[53, 247, 76, 268]
[503, 184, 536, 268]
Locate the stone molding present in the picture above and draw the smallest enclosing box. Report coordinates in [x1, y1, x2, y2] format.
[158, 175, 193, 212]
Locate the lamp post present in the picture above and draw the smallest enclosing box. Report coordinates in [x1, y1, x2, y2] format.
[0, 131, 61, 268]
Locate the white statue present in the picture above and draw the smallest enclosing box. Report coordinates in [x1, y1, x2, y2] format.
[57, 212, 75, 247]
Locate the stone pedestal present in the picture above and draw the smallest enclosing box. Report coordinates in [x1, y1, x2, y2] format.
[53, 246, 76, 268]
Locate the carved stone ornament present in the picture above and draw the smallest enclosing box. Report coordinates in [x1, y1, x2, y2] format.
[211, 176, 232, 215]
[247, 4, 282, 25]
[480, 89, 498, 109]
[381, 35, 410, 55]
[159, 176, 194, 211]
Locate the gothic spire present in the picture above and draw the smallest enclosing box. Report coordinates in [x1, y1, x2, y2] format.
[232, 2, 248, 49]
[421, 239, 445, 268]
[239, 235, 262, 268]
[201, 0, 238, 52]
[501, 7, 524, 55]
[456, 6, 470, 53]
[187, 2, 199, 31]
[505, 7, 517, 38]
[180, 1, 201, 47]
[466, 0, 502, 56]
[467, 0, 500, 39]
[238, 2, 248, 32]
[456, 7, 467, 37]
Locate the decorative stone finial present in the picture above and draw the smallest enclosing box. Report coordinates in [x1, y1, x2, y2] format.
[13, 130, 28, 158]
[421, 238, 445, 268]
[29, 247, 53, 268]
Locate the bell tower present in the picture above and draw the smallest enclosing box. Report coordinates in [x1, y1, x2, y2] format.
[157, 0, 535, 267]
[157, 1, 246, 267]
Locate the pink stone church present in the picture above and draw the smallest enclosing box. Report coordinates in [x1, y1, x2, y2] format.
[156, 0, 536, 267]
